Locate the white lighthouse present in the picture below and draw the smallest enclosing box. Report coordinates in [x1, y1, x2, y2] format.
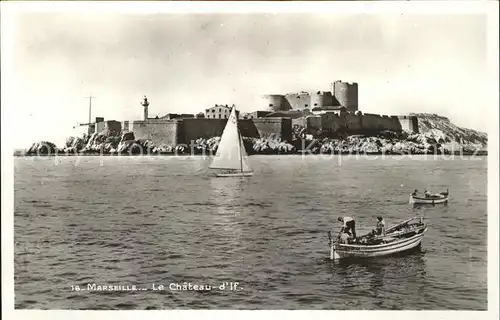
[141, 95, 150, 121]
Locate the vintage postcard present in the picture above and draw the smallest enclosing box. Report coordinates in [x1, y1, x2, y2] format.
[1, 1, 498, 320]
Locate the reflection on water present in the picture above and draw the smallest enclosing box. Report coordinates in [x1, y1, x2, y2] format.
[325, 248, 428, 309]
[209, 177, 245, 245]
[14, 156, 487, 310]
[411, 202, 449, 210]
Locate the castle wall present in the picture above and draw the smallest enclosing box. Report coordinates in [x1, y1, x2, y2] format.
[292, 117, 307, 128]
[364, 114, 400, 132]
[238, 119, 261, 139]
[104, 120, 122, 136]
[132, 112, 416, 146]
[306, 112, 406, 135]
[411, 116, 419, 133]
[133, 120, 180, 146]
[240, 118, 292, 141]
[174, 118, 292, 144]
[397, 115, 419, 133]
[161, 113, 195, 120]
[179, 118, 227, 144]
[121, 121, 130, 132]
[128, 112, 425, 146]
[307, 115, 322, 131]
[343, 114, 362, 131]
[320, 113, 343, 133]
[285, 93, 311, 110]
[387, 116, 404, 132]
[281, 118, 293, 142]
[245, 111, 273, 119]
[95, 122, 106, 134]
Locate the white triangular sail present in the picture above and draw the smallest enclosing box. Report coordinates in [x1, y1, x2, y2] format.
[209, 106, 252, 172]
[238, 132, 252, 172]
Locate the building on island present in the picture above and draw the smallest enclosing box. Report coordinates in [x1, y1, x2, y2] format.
[255, 80, 359, 118]
[332, 80, 358, 113]
[160, 113, 195, 120]
[310, 106, 348, 115]
[74, 116, 122, 136]
[81, 79, 419, 149]
[205, 104, 240, 119]
[284, 92, 311, 110]
[259, 80, 358, 112]
[261, 95, 292, 112]
[243, 111, 273, 119]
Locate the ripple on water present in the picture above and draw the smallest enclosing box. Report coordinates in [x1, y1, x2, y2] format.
[13, 156, 487, 310]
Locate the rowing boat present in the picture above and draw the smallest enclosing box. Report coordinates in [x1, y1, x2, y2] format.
[409, 193, 448, 204]
[328, 217, 427, 260]
[409, 188, 449, 204]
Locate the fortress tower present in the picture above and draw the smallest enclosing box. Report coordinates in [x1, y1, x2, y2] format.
[141, 95, 150, 121]
[261, 94, 291, 112]
[332, 80, 358, 112]
[310, 91, 336, 108]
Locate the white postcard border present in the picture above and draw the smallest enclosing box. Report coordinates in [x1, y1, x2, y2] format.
[1, 1, 498, 319]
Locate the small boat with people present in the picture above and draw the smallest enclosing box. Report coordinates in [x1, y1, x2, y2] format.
[327, 216, 428, 260]
[409, 188, 449, 205]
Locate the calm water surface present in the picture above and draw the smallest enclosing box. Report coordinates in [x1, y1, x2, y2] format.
[14, 155, 487, 310]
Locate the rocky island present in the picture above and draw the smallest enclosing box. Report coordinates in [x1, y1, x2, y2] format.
[19, 113, 487, 157]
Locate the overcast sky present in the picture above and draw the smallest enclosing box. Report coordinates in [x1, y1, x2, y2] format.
[3, 11, 494, 148]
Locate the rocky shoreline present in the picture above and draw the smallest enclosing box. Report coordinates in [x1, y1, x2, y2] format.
[15, 150, 488, 157]
[16, 113, 488, 157]
[17, 131, 487, 157]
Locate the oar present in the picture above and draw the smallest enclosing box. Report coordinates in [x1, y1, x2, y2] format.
[327, 231, 332, 246]
[327, 230, 341, 246]
[386, 216, 416, 233]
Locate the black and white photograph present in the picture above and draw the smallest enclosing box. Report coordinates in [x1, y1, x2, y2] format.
[1, 1, 498, 319]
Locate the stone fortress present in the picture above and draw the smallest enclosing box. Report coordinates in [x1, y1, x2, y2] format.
[84, 80, 419, 147]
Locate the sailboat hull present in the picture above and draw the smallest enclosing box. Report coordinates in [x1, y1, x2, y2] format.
[216, 172, 254, 177]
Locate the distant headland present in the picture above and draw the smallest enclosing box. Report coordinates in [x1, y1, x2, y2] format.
[16, 80, 488, 157]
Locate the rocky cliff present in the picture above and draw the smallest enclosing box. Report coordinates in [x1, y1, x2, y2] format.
[292, 112, 487, 155]
[21, 113, 487, 156]
[411, 113, 487, 151]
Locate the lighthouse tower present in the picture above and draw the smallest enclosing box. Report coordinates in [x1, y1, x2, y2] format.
[141, 95, 150, 121]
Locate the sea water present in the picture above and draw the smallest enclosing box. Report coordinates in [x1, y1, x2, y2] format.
[13, 155, 487, 309]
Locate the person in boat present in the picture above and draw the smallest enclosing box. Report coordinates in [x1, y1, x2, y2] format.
[338, 216, 356, 239]
[376, 216, 386, 236]
[411, 189, 418, 197]
[424, 190, 431, 198]
[338, 232, 352, 244]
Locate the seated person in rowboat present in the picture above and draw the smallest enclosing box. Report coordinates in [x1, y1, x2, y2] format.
[376, 216, 386, 235]
[412, 189, 418, 197]
[338, 216, 356, 239]
[424, 189, 446, 199]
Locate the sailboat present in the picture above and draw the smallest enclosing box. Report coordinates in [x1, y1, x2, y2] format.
[209, 105, 254, 177]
